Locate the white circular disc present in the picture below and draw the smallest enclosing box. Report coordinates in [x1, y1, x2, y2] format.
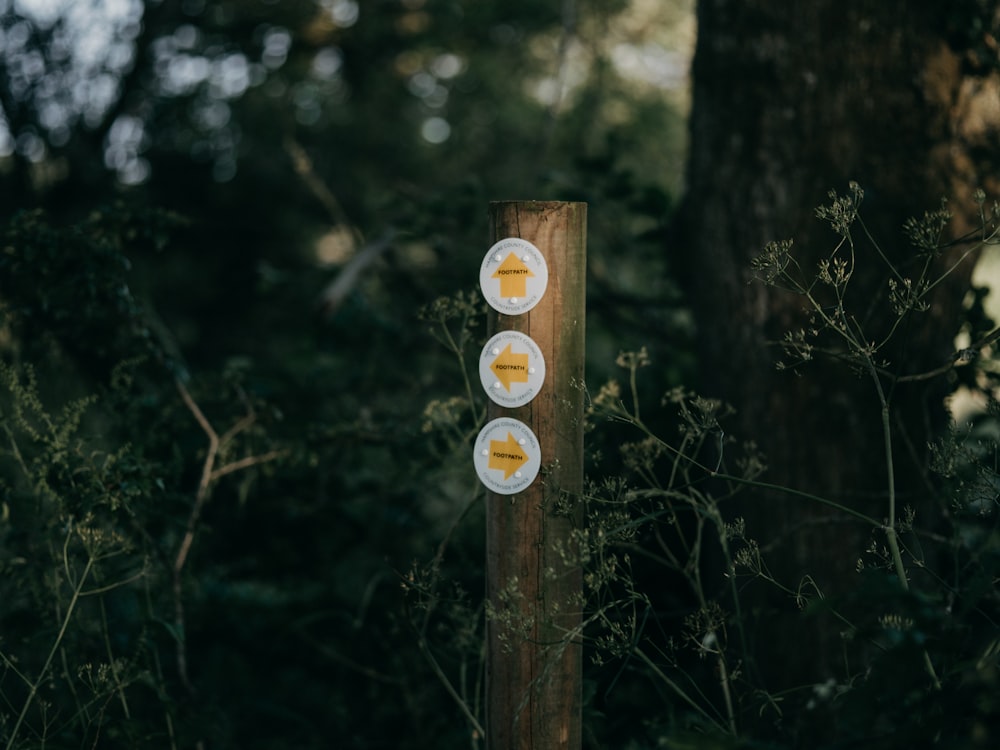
[473, 418, 541, 495]
[479, 331, 546, 407]
[479, 238, 548, 315]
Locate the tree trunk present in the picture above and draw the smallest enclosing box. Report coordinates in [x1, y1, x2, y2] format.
[677, 0, 1000, 688]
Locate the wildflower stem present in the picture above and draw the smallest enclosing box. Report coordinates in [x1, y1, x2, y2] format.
[417, 637, 486, 740]
[632, 646, 730, 735]
[717, 654, 737, 735]
[4, 547, 94, 750]
[869, 367, 942, 690]
[439, 314, 480, 426]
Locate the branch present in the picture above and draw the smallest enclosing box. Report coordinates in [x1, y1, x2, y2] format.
[284, 136, 398, 316]
[174, 380, 219, 577]
[284, 136, 360, 235]
[210, 449, 287, 481]
[171, 378, 286, 696]
[890, 325, 1000, 383]
[316, 231, 395, 316]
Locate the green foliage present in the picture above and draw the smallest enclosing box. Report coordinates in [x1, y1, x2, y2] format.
[562, 187, 1000, 747]
[398, 184, 1000, 748]
[9, 1, 1000, 748]
[0, 205, 466, 748]
[404, 177, 1000, 750]
[0, 208, 184, 377]
[0, 360, 165, 749]
[6, 179, 999, 746]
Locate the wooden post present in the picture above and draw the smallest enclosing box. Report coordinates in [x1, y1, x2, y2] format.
[485, 201, 586, 749]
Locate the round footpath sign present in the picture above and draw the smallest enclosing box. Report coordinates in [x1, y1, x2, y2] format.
[479, 331, 546, 408]
[479, 237, 549, 315]
[473, 418, 541, 495]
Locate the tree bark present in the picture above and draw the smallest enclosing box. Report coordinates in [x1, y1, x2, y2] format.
[677, 0, 1000, 687]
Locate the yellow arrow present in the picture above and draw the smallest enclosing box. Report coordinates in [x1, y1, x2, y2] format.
[488, 432, 528, 480]
[490, 343, 530, 392]
[492, 252, 535, 298]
